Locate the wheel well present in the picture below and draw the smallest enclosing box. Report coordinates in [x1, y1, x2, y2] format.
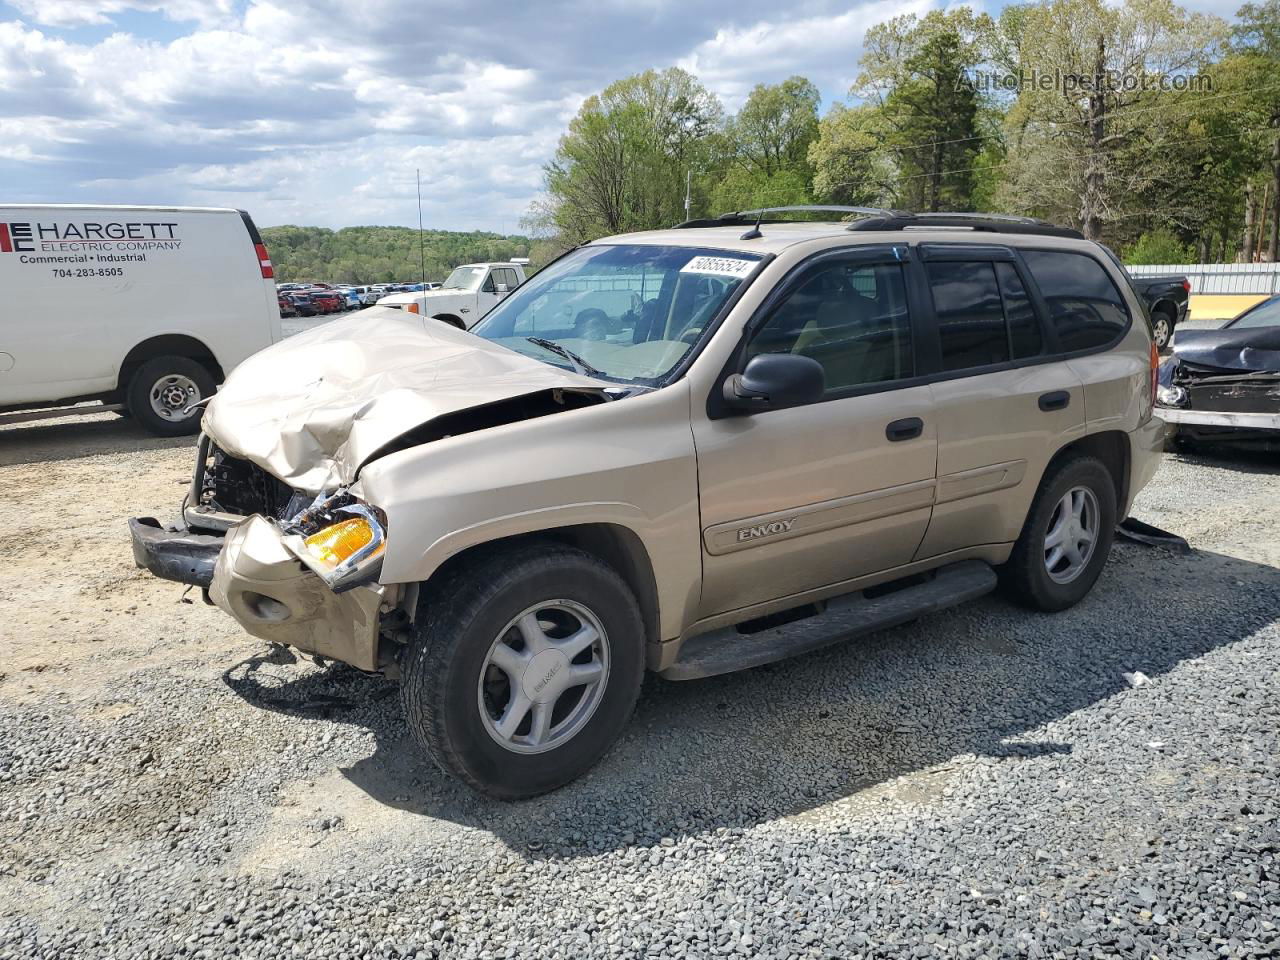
[423, 525, 661, 648]
[1152, 300, 1177, 320]
[1046, 431, 1129, 512]
[431, 314, 465, 329]
[118, 335, 224, 393]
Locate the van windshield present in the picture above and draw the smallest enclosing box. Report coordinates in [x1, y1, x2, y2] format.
[469, 244, 762, 386]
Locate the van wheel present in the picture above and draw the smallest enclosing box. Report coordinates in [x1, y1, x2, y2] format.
[126, 356, 215, 437]
[1001, 455, 1117, 612]
[401, 542, 645, 799]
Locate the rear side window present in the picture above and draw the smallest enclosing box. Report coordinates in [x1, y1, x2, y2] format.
[1021, 250, 1129, 351]
[995, 262, 1042, 359]
[926, 261, 1009, 371]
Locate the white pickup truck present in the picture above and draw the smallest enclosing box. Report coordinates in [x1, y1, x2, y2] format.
[376, 262, 527, 329]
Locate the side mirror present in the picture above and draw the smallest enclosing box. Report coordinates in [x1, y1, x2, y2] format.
[496, 282, 509, 294]
[722, 353, 824, 412]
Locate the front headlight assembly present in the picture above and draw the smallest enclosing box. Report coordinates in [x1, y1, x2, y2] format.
[282, 494, 387, 593]
[1156, 383, 1188, 408]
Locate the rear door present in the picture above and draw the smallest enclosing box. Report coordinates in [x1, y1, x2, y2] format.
[692, 245, 939, 617]
[912, 244, 1086, 559]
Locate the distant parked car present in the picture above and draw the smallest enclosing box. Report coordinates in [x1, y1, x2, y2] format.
[287, 293, 316, 317]
[277, 295, 297, 318]
[309, 291, 344, 314]
[335, 287, 362, 310]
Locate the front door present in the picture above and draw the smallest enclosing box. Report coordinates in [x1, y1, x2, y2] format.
[691, 249, 937, 618]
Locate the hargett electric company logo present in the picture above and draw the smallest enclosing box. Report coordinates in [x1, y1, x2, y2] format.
[0, 220, 182, 254]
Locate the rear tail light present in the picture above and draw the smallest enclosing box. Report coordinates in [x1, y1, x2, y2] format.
[1181, 279, 1191, 293]
[1144, 340, 1159, 422]
[254, 242, 274, 279]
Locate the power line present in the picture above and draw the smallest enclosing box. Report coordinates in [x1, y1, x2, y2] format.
[831, 121, 1280, 193]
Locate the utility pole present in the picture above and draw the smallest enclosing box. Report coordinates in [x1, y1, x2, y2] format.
[684, 169, 692, 221]
[416, 168, 427, 286]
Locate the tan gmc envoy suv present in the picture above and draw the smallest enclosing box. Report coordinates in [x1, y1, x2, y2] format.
[130, 207, 1165, 798]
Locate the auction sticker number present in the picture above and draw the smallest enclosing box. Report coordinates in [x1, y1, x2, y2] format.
[680, 256, 757, 279]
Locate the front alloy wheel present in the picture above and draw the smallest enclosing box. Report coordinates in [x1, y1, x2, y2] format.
[401, 542, 644, 799]
[478, 601, 610, 754]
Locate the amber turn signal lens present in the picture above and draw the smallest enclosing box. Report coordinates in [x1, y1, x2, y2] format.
[304, 518, 380, 568]
[406, 302, 420, 314]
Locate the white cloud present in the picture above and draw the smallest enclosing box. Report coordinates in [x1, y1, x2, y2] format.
[0, 0, 977, 231]
[679, 0, 939, 108]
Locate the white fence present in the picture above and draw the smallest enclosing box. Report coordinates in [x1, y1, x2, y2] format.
[1127, 262, 1280, 295]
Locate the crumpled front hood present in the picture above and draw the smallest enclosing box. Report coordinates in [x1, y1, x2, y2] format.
[201, 307, 607, 492]
[1171, 326, 1280, 373]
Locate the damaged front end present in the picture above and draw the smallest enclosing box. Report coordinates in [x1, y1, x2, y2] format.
[130, 435, 402, 673]
[1156, 325, 1280, 446]
[129, 308, 616, 672]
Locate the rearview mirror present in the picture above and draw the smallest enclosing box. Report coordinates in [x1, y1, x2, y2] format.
[722, 354, 824, 412]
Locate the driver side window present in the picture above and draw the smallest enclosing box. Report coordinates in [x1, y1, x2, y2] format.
[747, 261, 914, 395]
[481, 272, 497, 294]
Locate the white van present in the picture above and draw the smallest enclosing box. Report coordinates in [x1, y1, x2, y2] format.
[0, 204, 281, 436]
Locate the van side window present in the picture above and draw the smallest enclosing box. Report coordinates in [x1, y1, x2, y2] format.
[746, 261, 913, 394]
[1021, 250, 1129, 351]
[926, 261, 1009, 371]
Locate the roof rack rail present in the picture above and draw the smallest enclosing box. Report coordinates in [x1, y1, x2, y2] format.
[674, 205, 906, 229]
[849, 212, 1083, 239]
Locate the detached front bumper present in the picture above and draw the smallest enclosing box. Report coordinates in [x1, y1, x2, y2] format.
[129, 517, 223, 588]
[129, 513, 389, 672]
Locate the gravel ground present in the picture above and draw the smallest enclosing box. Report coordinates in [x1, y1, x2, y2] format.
[1, 412, 1278, 960]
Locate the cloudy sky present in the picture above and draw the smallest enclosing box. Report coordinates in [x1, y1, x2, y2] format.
[0, 0, 1243, 233]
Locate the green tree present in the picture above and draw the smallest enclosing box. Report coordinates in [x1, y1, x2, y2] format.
[1125, 227, 1195, 263]
[542, 68, 723, 243]
[711, 76, 820, 212]
[810, 10, 992, 212]
[991, 0, 1227, 240]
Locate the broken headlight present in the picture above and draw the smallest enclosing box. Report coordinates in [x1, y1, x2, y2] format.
[1156, 383, 1188, 407]
[282, 494, 387, 593]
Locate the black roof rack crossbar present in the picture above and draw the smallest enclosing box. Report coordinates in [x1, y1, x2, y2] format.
[674, 205, 907, 228]
[672, 206, 1084, 239]
[848, 213, 1083, 239]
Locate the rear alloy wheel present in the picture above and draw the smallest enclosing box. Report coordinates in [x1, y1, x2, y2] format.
[125, 356, 215, 437]
[401, 542, 644, 798]
[1001, 455, 1117, 611]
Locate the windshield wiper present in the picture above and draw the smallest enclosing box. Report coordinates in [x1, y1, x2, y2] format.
[525, 337, 604, 377]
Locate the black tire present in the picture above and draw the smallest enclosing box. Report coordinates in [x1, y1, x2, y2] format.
[1000, 455, 1118, 612]
[125, 356, 215, 437]
[401, 542, 645, 799]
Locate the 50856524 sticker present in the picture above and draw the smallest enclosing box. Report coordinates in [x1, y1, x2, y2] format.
[679, 256, 758, 279]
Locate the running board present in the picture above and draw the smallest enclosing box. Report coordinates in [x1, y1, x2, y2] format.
[661, 560, 997, 681]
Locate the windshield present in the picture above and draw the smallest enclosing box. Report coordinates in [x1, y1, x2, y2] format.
[469, 244, 762, 385]
[1229, 297, 1280, 329]
[443, 266, 485, 291]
